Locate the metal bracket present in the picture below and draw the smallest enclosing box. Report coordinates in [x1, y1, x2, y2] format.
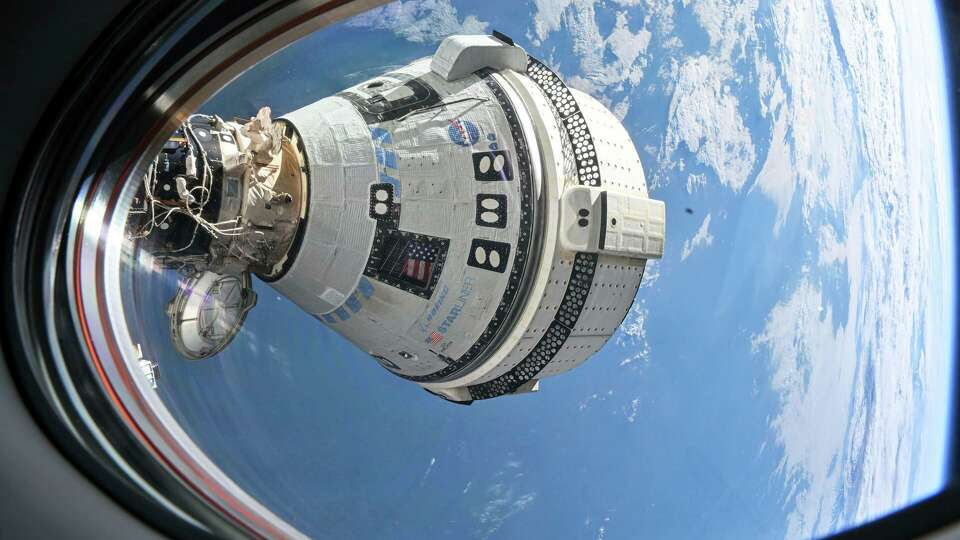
[558, 186, 665, 259]
[430, 34, 527, 82]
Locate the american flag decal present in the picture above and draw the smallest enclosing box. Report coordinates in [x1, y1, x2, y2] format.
[430, 331, 443, 345]
[400, 241, 439, 286]
[402, 258, 432, 282]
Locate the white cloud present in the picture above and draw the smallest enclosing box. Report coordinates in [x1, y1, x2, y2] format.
[751, 0, 858, 228]
[624, 397, 641, 423]
[752, 99, 793, 232]
[686, 173, 706, 194]
[419, 456, 436, 486]
[753, 281, 858, 539]
[755, 196, 929, 536]
[752, 3, 953, 536]
[530, 0, 651, 91]
[613, 259, 658, 369]
[615, 299, 650, 368]
[578, 389, 614, 412]
[692, 0, 759, 60]
[578, 392, 601, 411]
[661, 56, 756, 191]
[611, 98, 630, 121]
[652, 0, 760, 192]
[680, 213, 714, 261]
[346, 0, 488, 43]
[529, 0, 575, 44]
[817, 224, 845, 267]
[474, 460, 537, 540]
[639, 259, 660, 290]
[604, 11, 652, 86]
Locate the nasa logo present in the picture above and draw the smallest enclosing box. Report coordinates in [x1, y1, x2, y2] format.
[447, 119, 480, 146]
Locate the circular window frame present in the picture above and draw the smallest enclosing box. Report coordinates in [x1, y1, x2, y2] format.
[2, 1, 388, 537]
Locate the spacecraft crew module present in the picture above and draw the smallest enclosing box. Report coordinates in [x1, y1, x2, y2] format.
[128, 32, 665, 404]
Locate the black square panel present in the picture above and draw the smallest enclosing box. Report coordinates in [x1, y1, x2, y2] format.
[369, 183, 397, 224]
[475, 194, 507, 228]
[467, 239, 511, 273]
[472, 150, 512, 181]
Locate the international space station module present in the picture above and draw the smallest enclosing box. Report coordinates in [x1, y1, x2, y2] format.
[129, 33, 665, 404]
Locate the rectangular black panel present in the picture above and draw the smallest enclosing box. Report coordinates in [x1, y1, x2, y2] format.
[364, 227, 449, 298]
[467, 239, 511, 273]
[369, 183, 398, 225]
[475, 194, 507, 228]
[472, 150, 512, 181]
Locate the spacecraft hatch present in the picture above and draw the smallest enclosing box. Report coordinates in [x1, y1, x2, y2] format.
[127, 32, 666, 403]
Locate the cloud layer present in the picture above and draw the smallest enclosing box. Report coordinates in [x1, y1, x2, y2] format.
[347, 0, 488, 43]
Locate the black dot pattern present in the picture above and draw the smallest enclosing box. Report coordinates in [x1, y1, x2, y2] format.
[526, 58, 600, 187]
[468, 253, 598, 400]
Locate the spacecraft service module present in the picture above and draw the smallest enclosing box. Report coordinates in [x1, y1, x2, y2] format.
[128, 33, 665, 404]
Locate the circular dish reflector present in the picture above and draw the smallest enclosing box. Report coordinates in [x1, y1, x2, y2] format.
[167, 271, 257, 359]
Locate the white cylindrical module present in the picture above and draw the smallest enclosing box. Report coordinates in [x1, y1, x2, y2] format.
[138, 34, 664, 403]
[265, 35, 666, 403]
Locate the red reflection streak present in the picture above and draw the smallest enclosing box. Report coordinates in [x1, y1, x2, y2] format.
[72, 2, 356, 538]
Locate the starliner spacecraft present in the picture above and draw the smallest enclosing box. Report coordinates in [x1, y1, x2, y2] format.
[128, 33, 665, 404]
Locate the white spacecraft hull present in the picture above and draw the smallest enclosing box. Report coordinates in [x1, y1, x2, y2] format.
[268, 35, 664, 402]
[137, 33, 664, 403]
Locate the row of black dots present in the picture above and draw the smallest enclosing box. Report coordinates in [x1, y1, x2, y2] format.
[467, 253, 598, 400]
[562, 114, 599, 186]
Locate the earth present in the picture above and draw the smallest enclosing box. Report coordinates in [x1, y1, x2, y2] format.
[142, 1, 955, 538]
